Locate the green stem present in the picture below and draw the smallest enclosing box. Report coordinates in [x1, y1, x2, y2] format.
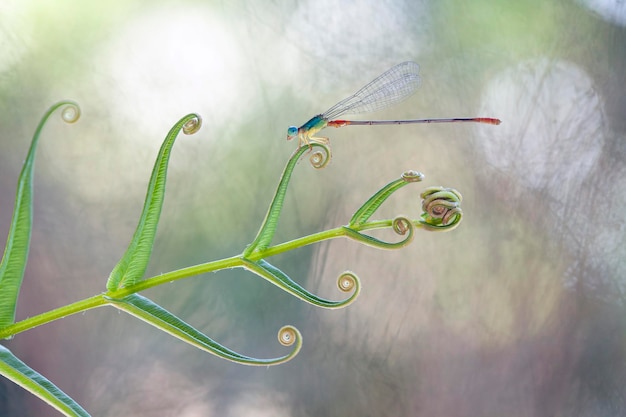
[0, 218, 409, 340]
[0, 255, 240, 339]
[0, 294, 106, 339]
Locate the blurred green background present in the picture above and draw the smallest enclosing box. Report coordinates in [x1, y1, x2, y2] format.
[1, 0, 625, 415]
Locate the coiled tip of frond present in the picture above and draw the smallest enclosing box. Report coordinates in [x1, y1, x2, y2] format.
[310, 146, 331, 169]
[392, 216, 413, 236]
[419, 187, 463, 230]
[401, 170, 424, 183]
[182, 115, 202, 135]
[337, 271, 358, 292]
[278, 325, 300, 347]
[61, 103, 81, 123]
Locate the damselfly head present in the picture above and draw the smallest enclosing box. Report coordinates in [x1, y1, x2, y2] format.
[287, 126, 298, 140]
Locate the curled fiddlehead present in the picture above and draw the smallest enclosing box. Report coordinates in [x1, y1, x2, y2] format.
[309, 146, 331, 169]
[419, 187, 463, 231]
[343, 215, 415, 250]
[182, 116, 202, 135]
[277, 325, 299, 346]
[60, 103, 81, 123]
[337, 271, 358, 293]
[401, 169, 425, 183]
[106, 294, 302, 366]
[242, 259, 360, 309]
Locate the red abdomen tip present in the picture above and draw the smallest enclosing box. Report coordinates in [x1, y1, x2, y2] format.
[478, 118, 502, 125]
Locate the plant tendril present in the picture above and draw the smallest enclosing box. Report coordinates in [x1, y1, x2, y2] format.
[343, 214, 414, 250]
[392, 216, 412, 235]
[401, 170, 424, 183]
[337, 271, 357, 292]
[310, 147, 331, 169]
[60, 103, 81, 124]
[182, 115, 202, 135]
[278, 326, 298, 346]
[419, 187, 463, 231]
[241, 258, 360, 308]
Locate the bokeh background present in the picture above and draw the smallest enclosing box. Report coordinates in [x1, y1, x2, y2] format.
[1, 0, 625, 416]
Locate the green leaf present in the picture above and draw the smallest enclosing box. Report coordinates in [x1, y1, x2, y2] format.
[106, 114, 201, 291]
[241, 258, 360, 308]
[0, 101, 80, 329]
[243, 143, 329, 257]
[342, 217, 414, 250]
[349, 170, 423, 227]
[418, 186, 463, 231]
[0, 344, 90, 417]
[105, 293, 301, 366]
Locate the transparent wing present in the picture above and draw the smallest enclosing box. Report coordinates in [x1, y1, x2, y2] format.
[322, 62, 420, 120]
